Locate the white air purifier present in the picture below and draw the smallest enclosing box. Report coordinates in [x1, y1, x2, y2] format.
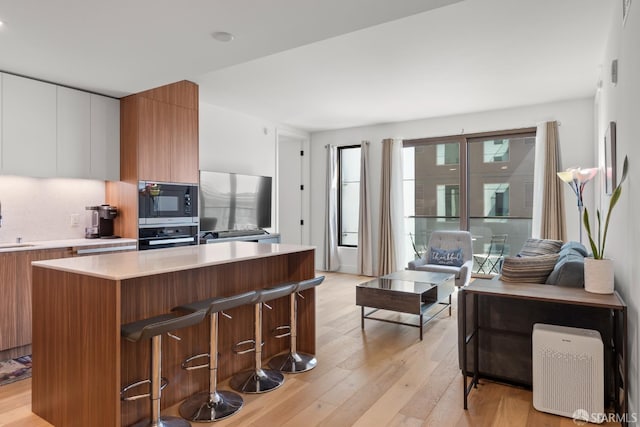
[532, 323, 604, 424]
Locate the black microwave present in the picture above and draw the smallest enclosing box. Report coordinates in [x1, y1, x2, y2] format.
[138, 181, 198, 226]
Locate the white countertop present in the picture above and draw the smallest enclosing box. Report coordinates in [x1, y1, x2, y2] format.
[32, 241, 315, 280]
[0, 238, 138, 253]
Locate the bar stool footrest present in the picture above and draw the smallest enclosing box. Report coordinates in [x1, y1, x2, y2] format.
[179, 390, 244, 422]
[269, 351, 317, 373]
[130, 415, 192, 427]
[229, 368, 285, 394]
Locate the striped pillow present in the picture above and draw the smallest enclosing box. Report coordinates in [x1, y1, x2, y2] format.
[500, 254, 560, 284]
[517, 238, 563, 257]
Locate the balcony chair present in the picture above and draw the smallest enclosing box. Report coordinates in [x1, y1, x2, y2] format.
[473, 234, 508, 275]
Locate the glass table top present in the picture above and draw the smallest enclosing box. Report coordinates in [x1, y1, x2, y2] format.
[357, 278, 438, 294]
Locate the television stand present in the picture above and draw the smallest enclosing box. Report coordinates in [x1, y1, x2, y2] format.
[215, 229, 267, 238]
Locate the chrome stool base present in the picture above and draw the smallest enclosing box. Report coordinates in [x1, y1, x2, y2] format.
[179, 390, 244, 422]
[269, 351, 317, 373]
[230, 368, 284, 393]
[131, 415, 192, 427]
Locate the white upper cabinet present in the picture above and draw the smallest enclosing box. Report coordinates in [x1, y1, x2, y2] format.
[2, 74, 57, 177]
[57, 86, 91, 178]
[0, 74, 120, 180]
[90, 95, 120, 181]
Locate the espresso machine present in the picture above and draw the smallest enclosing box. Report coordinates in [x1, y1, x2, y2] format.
[85, 205, 118, 238]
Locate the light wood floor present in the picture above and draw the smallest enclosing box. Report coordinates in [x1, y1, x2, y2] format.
[0, 272, 619, 426]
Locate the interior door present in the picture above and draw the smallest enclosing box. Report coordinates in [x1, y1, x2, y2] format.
[277, 136, 303, 244]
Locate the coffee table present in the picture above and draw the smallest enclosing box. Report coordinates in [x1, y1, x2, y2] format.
[356, 270, 455, 340]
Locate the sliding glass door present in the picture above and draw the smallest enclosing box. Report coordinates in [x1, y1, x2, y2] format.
[403, 141, 461, 260]
[468, 134, 535, 273]
[403, 128, 535, 274]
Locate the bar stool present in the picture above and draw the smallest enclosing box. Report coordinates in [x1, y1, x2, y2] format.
[174, 291, 258, 422]
[229, 283, 298, 393]
[121, 309, 208, 427]
[269, 276, 325, 373]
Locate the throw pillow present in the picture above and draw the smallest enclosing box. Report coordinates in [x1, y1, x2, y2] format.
[545, 242, 588, 287]
[428, 247, 464, 267]
[559, 241, 588, 257]
[517, 238, 563, 257]
[500, 253, 560, 284]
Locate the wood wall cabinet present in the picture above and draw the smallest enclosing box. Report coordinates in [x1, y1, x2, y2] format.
[110, 80, 199, 239]
[0, 73, 120, 180]
[120, 80, 199, 184]
[137, 97, 173, 182]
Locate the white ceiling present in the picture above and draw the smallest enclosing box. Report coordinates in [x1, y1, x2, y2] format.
[0, 0, 614, 133]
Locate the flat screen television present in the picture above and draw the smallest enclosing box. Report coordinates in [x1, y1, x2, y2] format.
[199, 170, 272, 232]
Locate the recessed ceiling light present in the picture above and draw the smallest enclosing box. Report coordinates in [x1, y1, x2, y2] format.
[212, 31, 234, 42]
[501, 166, 508, 170]
[0, 21, 4, 27]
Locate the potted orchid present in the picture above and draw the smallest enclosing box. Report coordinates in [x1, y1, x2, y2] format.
[580, 156, 629, 293]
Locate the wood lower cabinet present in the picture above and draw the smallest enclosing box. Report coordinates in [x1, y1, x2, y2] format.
[0, 248, 71, 351]
[16, 249, 72, 347]
[0, 252, 19, 350]
[0, 243, 136, 352]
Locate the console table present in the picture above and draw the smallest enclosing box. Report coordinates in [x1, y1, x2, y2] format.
[460, 279, 627, 425]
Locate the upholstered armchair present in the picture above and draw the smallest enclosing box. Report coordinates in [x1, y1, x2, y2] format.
[407, 230, 473, 287]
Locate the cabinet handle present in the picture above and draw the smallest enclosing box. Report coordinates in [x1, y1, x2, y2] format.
[148, 237, 194, 246]
[75, 245, 137, 255]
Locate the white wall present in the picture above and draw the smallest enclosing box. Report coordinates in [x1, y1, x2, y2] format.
[596, 1, 640, 420]
[310, 98, 595, 274]
[198, 101, 309, 236]
[0, 176, 105, 242]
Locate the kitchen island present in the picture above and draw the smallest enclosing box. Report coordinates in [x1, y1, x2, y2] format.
[31, 241, 315, 427]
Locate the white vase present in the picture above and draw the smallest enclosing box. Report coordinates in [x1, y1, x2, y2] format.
[584, 258, 614, 294]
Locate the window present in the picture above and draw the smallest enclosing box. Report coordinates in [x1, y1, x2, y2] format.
[483, 139, 510, 163]
[338, 145, 361, 246]
[436, 143, 459, 165]
[483, 183, 509, 217]
[437, 184, 460, 219]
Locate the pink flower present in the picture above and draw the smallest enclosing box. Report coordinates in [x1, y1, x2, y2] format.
[557, 167, 598, 207]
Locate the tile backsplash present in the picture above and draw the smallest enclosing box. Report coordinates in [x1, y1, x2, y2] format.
[0, 175, 106, 242]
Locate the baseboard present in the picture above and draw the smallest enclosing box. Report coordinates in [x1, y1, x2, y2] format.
[0, 344, 31, 361]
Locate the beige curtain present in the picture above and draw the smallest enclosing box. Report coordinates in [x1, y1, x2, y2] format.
[541, 121, 566, 240]
[357, 141, 373, 276]
[378, 139, 396, 275]
[323, 145, 340, 271]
